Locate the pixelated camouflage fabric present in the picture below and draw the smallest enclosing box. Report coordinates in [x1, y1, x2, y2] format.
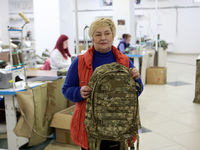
[194, 59, 200, 103]
[84, 62, 141, 150]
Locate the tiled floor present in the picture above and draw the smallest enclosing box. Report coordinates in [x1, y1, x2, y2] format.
[139, 53, 200, 150]
[0, 53, 200, 150]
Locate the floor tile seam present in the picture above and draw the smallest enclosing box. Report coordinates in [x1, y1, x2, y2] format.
[149, 129, 198, 150]
[139, 103, 174, 109]
[182, 96, 196, 100]
[149, 114, 197, 123]
[152, 144, 190, 150]
[186, 109, 200, 114]
[167, 61, 196, 66]
[166, 82, 193, 88]
[141, 131, 178, 149]
[163, 131, 198, 139]
[164, 110, 200, 118]
[163, 102, 196, 110]
[139, 103, 189, 111]
[140, 115, 180, 127]
[168, 130, 200, 141]
[143, 87, 192, 94]
[140, 120, 171, 128]
[164, 115, 200, 129]
[141, 111, 173, 118]
[144, 119, 195, 127]
[146, 123, 199, 137]
[168, 119, 200, 127]
[187, 125, 200, 131]
[139, 109, 181, 116]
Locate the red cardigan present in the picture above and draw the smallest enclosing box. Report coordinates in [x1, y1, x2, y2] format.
[70, 45, 129, 149]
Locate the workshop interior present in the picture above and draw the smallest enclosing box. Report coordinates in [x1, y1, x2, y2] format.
[0, 0, 200, 150]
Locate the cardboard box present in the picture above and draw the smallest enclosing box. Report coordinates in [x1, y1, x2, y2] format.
[146, 67, 167, 84]
[50, 105, 76, 145]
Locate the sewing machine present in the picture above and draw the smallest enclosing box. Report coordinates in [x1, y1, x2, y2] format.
[0, 71, 12, 89]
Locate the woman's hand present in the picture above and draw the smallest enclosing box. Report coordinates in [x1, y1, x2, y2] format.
[80, 86, 92, 99]
[129, 68, 140, 80]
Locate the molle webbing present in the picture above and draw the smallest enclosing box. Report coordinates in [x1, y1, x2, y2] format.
[84, 62, 141, 150]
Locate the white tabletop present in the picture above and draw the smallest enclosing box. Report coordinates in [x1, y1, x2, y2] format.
[0, 81, 45, 95]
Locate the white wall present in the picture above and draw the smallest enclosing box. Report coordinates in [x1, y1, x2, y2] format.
[77, 0, 113, 41]
[1, 0, 200, 54]
[138, 0, 198, 7]
[33, 0, 75, 56]
[77, 0, 113, 10]
[0, 0, 9, 45]
[176, 8, 200, 53]
[75, 0, 200, 53]
[77, 11, 113, 41]
[135, 0, 200, 53]
[113, 0, 135, 47]
[59, 0, 75, 55]
[77, 0, 137, 48]
[33, 0, 60, 56]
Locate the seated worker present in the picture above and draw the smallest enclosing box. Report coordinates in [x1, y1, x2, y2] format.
[117, 33, 131, 54]
[50, 34, 71, 70]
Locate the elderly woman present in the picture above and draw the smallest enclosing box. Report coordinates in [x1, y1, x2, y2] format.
[62, 18, 143, 150]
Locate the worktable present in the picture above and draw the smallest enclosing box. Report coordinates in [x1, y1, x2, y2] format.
[126, 54, 143, 72]
[0, 82, 44, 150]
[26, 70, 57, 77]
[0, 70, 69, 150]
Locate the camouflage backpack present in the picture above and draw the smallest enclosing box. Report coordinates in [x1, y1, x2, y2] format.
[84, 62, 141, 150]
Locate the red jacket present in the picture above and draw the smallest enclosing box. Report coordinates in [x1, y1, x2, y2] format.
[70, 45, 129, 149]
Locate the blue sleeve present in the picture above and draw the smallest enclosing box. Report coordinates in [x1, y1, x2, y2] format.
[129, 59, 144, 96]
[62, 57, 83, 102]
[119, 43, 125, 54]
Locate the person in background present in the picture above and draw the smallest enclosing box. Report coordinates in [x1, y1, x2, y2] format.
[117, 33, 131, 54]
[62, 18, 143, 150]
[50, 34, 71, 70]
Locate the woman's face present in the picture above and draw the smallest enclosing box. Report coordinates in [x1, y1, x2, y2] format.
[63, 39, 68, 49]
[125, 37, 131, 44]
[92, 26, 114, 53]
